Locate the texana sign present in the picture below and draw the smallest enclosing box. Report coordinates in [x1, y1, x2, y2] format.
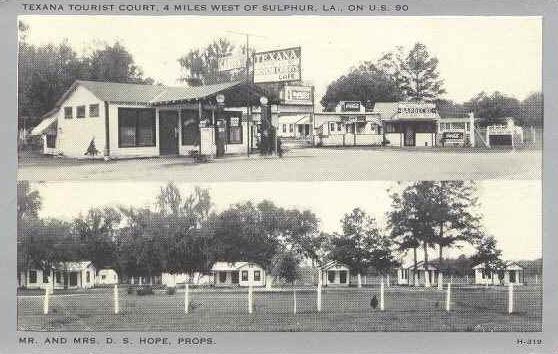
[253, 47, 301, 83]
[397, 102, 438, 119]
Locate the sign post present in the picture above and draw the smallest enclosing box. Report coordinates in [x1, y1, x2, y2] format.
[184, 284, 190, 314]
[445, 282, 451, 312]
[508, 283, 514, 314]
[380, 279, 385, 311]
[113, 284, 119, 315]
[43, 288, 49, 315]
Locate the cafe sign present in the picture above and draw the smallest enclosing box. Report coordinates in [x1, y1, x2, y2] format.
[253, 47, 301, 83]
[443, 131, 464, 141]
[283, 85, 312, 105]
[397, 102, 438, 119]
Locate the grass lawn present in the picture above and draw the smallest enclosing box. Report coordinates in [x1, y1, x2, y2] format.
[17, 285, 542, 332]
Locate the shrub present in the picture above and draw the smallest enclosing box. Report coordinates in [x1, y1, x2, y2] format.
[127, 286, 134, 295]
[136, 286, 154, 296]
[167, 287, 176, 295]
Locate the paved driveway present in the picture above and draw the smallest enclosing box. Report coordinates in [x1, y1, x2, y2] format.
[17, 147, 541, 181]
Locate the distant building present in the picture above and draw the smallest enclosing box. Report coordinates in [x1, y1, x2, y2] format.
[396, 260, 440, 286]
[473, 262, 525, 285]
[19, 261, 96, 290]
[211, 261, 266, 287]
[321, 260, 351, 287]
[95, 268, 119, 286]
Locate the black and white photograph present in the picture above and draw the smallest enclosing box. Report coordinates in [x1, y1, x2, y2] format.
[17, 180, 542, 332]
[17, 16, 542, 181]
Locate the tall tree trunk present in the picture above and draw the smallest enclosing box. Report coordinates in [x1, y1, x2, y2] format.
[413, 247, 419, 286]
[357, 273, 362, 288]
[423, 242, 430, 287]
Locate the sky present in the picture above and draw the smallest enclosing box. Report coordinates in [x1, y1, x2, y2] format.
[32, 180, 542, 261]
[20, 15, 542, 105]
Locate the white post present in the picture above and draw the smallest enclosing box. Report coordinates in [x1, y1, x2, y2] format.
[357, 273, 362, 288]
[466, 274, 469, 284]
[508, 283, 514, 314]
[535, 274, 538, 284]
[184, 284, 190, 314]
[438, 273, 443, 290]
[386, 274, 390, 288]
[469, 112, 475, 147]
[424, 270, 431, 287]
[414, 272, 419, 287]
[317, 282, 322, 312]
[113, 284, 119, 314]
[293, 286, 297, 315]
[43, 287, 49, 315]
[380, 278, 385, 311]
[248, 284, 253, 314]
[445, 282, 451, 312]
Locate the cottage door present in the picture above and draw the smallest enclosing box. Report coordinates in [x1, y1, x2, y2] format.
[159, 111, 179, 155]
[404, 125, 416, 146]
[509, 270, 516, 283]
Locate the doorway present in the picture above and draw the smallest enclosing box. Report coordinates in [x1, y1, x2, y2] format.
[159, 110, 179, 155]
[404, 125, 416, 146]
[509, 270, 516, 283]
[215, 120, 226, 157]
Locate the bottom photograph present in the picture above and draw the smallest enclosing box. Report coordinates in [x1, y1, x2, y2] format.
[16, 180, 542, 332]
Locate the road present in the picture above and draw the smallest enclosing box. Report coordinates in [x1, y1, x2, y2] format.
[17, 147, 541, 181]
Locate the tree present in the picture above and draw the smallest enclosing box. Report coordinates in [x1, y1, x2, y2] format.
[470, 235, 505, 284]
[328, 208, 387, 287]
[464, 91, 521, 126]
[378, 42, 446, 101]
[320, 66, 404, 110]
[271, 251, 301, 285]
[520, 92, 543, 127]
[17, 181, 41, 223]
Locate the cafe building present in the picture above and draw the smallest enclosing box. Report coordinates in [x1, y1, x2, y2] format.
[30, 80, 277, 159]
[373, 101, 440, 147]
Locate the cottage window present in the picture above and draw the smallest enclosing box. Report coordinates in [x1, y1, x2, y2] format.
[241, 270, 249, 281]
[328, 271, 335, 283]
[76, 105, 86, 118]
[42, 269, 50, 283]
[337, 123, 342, 132]
[329, 123, 335, 132]
[254, 270, 261, 281]
[282, 124, 287, 133]
[118, 108, 156, 148]
[86, 271, 90, 283]
[402, 269, 408, 280]
[64, 107, 73, 119]
[181, 110, 200, 146]
[101, 274, 106, 280]
[29, 270, 37, 284]
[339, 270, 347, 283]
[219, 272, 227, 283]
[55, 272, 61, 284]
[289, 124, 294, 133]
[69, 272, 78, 286]
[89, 104, 100, 117]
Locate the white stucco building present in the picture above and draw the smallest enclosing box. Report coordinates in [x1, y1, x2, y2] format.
[19, 261, 96, 290]
[211, 261, 266, 287]
[473, 262, 525, 285]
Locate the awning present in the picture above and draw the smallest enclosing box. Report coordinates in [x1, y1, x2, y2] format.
[30, 116, 57, 136]
[278, 114, 311, 125]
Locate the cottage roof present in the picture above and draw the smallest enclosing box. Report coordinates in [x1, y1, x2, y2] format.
[472, 261, 523, 270]
[279, 114, 311, 125]
[30, 115, 57, 136]
[399, 260, 439, 271]
[211, 261, 261, 271]
[54, 261, 94, 271]
[321, 260, 350, 270]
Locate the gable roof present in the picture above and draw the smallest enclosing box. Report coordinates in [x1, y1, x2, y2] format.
[211, 261, 263, 271]
[321, 260, 350, 270]
[472, 261, 523, 270]
[399, 260, 439, 271]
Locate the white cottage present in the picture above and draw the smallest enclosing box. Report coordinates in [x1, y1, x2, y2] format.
[396, 260, 440, 286]
[473, 262, 524, 286]
[95, 268, 119, 286]
[321, 260, 351, 287]
[30, 80, 276, 159]
[211, 261, 266, 287]
[19, 261, 96, 290]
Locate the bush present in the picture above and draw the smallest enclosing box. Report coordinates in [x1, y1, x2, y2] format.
[136, 286, 154, 296]
[167, 287, 176, 295]
[127, 286, 134, 295]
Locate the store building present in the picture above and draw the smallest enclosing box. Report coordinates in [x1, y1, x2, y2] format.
[30, 80, 277, 159]
[313, 101, 383, 147]
[374, 101, 440, 147]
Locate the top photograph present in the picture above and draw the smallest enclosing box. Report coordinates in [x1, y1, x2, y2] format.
[17, 16, 542, 182]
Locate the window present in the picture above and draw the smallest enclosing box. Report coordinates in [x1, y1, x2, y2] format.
[227, 116, 242, 144]
[329, 123, 335, 132]
[337, 123, 342, 132]
[64, 107, 73, 119]
[86, 271, 90, 283]
[69, 272, 78, 286]
[231, 272, 239, 284]
[89, 104, 100, 117]
[385, 122, 400, 133]
[76, 105, 86, 118]
[339, 270, 347, 283]
[55, 272, 61, 284]
[254, 270, 261, 281]
[241, 270, 249, 281]
[482, 269, 492, 279]
[101, 274, 106, 280]
[219, 272, 227, 283]
[289, 124, 294, 133]
[29, 270, 37, 284]
[118, 108, 156, 148]
[282, 124, 287, 133]
[328, 271, 335, 283]
[42, 269, 50, 283]
[402, 269, 408, 280]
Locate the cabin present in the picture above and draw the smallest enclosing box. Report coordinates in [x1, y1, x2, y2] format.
[473, 262, 525, 285]
[161, 272, 212, 287]
[95, 269, 119, 286]
[29, 80, 277, 159]
[19, 261, 96, 290]
[321, 260, 351, 287]
[396, 260, 440, 286]
[211, 261, 266, 287]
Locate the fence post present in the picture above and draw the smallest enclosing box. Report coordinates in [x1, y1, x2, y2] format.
[386, 274, 390, 288]
[317, 282, 322, 312]
[113, 284, 119, 314]
[445, 282, 451, 312]
[43, 288, 49, 315]
[184, 284, 189, 314]
[438, 273, 443, 290]
[248, 284, 253, 314]
[380, 279, 385, 311]
[293, 286, 297, 315]
[535, 274, 538, 284]
[508, 283, 514, 314]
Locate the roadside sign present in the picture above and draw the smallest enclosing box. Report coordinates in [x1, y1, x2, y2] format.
[253, 47, 301, 83]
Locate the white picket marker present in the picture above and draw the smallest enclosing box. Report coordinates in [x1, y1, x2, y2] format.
[248, 284, 253, 314]
[386, 274, 391, 288]
[466, 274, 469, 284]
[508, 283, 514, 314]
[438, 273, 443, 290]
[293, 287, 297, 315]
[445, 282, 451, 312]
[184, 284, 190, 314]
[380, 279, 385, 311]
[317, 282, 322, 312]
[113, 284, 119, 314]
[43, 288, 49, 315]
[535, 274, 539, 284]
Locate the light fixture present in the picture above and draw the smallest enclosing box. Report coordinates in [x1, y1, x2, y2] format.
[216, 94, 225, 105]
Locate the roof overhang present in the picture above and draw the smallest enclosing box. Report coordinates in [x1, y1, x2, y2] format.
[30, 116, 57, 136]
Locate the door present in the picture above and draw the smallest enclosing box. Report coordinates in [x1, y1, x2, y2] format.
[339, 271, 347, 284]
[215, 120, 226, 157]
[305, 124, 310, 136]
[231, 271, 239, 284]
[509, 270, 516, 283]
[159, 111, 179, 155]
[404, 125, 416, 146]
